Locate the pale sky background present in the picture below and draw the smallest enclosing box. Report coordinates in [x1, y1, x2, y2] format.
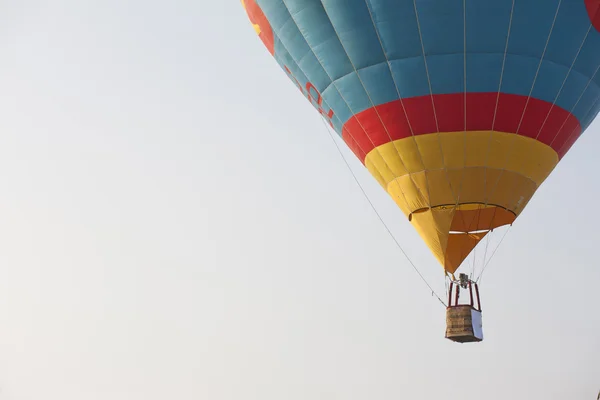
[0, 1, 598, 399]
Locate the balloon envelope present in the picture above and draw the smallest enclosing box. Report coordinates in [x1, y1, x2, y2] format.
[242, 0, 600, 274]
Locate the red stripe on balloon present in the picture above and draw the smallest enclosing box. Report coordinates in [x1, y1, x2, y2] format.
[341, 93, 581, 163]
[585, 0, 600, 32]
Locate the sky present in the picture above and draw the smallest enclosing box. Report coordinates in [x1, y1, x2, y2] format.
[0, 1, 598, 399]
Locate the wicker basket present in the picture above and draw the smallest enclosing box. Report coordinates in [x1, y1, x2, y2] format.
[445, 305, 483, 343]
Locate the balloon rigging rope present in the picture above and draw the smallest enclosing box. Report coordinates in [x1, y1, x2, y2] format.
[476, 225, 511, 284]
[319, 116, 447, 308]
[475, 3, 597, 285]
[476, 229, 492, 280]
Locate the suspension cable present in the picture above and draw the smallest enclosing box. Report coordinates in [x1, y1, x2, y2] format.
[319, 117, 447, 307]
[476, 225, 512, 284]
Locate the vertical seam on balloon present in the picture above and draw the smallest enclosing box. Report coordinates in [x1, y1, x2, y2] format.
[457, 0, 467, 210]
[489, 0, 515, 131]
[553, 68, 600, 155]
[500, 0, 566, 213]
[361, 0, 434, 211]
[459, 0, 467, 209]
[548, 62, 600, 147]
[534, 25, 593, 140]
[486, 0, 562, 214]
[313, 0, 431, 210]
[275, 0, 416, 211]
[557, 95, 600, 157]
[528, 22, 597, 179]
[515, 2, 563, 136]
[411, 0, 459, 208]
[453, 0, 472, 269]
[481, 0, 514, 232]
[446, 0, 472, 272]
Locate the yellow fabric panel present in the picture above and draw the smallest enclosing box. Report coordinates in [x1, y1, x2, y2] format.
[410, 208, 455, 267]
[386, 168, 531, 272]
[464, 132, 489, 167]
[366, 131, 557, 215]
[392, 138, 425, 174]
[444, 232, 488, 274]
[439, 133, 467, 169]
[484, 168, 541, 213]
[366, 141, 406, 179]
[409, 207, 491, 272]
[364, 131, 558, 190]
[446, 168, 486, 204]
[364, 156, 388, 188]
[417, 134, 446, 170]
[386, 168, 537, 217]
[387, 173, 429, 214]
[362, 130, 558, 273]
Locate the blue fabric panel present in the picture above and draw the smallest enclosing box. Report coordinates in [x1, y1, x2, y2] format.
[499, 54, 539, 96]
[574, 33, 600, 78]
[574, 83, 600, 128]
[530, 61, 569, 105]
[334, 72, 373, 113]
[507, 0, 561, 59]
[557, 70, 595, 112]
[365, 0, 422, 60]
[465, 0, 512, 54]
[321, 85, 352, 129]
[416, 0, 464, 56]
[389, 57, 430, 99]
[272, 37, 344, 132]
[253, 0, 600, 138]
[283, 0, 354, 81]
[261, 1, 327, 87]
[582, 97, 600, 130]
[466, 53, 504, 92]
[322, 0, 387, 70]
[427, 54, 464, 95]
[357, 62, 399, 106]
[544, 1, 592, 68]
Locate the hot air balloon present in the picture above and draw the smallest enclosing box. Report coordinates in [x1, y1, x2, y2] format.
[241, 0, 600, 342]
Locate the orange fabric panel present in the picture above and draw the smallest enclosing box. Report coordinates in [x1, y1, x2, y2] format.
[444, 232, 489, 274]
[450, 206, 516, 233]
